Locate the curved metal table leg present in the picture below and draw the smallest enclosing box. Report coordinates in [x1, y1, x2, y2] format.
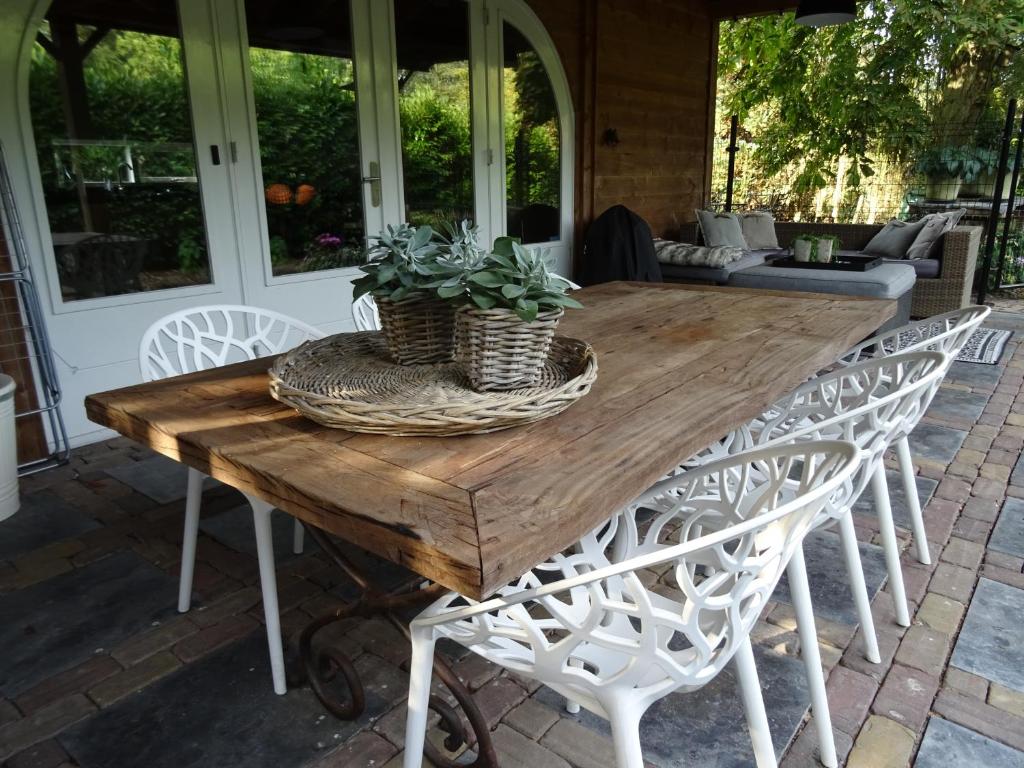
[293, 523, 500, 767]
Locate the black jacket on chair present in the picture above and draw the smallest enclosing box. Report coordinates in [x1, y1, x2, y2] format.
[579, 205, 662, 286]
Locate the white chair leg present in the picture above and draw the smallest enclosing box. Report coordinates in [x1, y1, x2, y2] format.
[734, 636, 777, 768]
[870, 463, 912, 627]
[403, 624, 437, 768]
[787, 545, 838, 768]
[249, 496, 287, 695]
[838, 511, 881, 663]
[566, 658, 582, 714]
[292, 518, 304, 555]
[607, 699, 646, 768]
[896, 436, 931, 565]
[177, 468, 204, 613]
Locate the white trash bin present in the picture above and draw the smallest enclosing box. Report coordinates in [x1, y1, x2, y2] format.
[0, 375, 18, 521]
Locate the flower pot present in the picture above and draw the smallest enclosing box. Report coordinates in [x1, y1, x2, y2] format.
[456, 306, 563, 391]
[376, 293, 455, 365]
[793, 239, 813, 262]
[962, 170, 1016, 200]
[816, 239, 834, 263]
[924, 175, 962, 202]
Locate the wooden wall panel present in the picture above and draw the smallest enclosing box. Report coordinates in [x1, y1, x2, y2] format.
[526, 0, 715, 271]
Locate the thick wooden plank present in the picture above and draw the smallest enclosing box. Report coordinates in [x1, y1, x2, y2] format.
[85, 283, 894, 598]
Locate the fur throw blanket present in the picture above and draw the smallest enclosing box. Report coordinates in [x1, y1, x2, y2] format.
[653, 239, 746, 268]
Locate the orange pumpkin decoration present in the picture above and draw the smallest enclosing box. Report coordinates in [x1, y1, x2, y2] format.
[294, 184, 316, 206]
[265, 183, 293, 205]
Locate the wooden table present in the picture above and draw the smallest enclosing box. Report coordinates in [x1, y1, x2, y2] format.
[86, 282, 894, 600]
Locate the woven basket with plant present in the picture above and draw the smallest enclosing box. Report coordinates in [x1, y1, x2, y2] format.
[429, 233, 581, 391]
[352, 224, 455, 365]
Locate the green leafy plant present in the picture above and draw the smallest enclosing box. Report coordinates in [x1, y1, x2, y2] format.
[176, 236, 204, 273]
[268, 235, 289, 266]
[915, 146, 976, 180]
[351, 223, 442, 302]
[457, 237, 581, 322]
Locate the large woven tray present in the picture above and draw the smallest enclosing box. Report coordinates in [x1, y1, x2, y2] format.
[268, 331, 598, 436]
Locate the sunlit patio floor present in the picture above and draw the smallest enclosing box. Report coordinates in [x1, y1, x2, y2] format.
[2, 311, 1024, 768]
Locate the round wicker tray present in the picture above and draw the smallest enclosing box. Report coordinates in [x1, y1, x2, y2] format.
[268, 331, 598, 436]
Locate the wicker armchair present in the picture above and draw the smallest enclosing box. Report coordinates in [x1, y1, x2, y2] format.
[674, 221, 982, 318]
[911, 226, 981, 318]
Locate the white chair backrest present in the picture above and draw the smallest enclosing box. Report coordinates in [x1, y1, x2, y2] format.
[839, 305, 990, 368]
[352, 293, 381, 331]
[419, 440, 858, 708]
[696, 350, 946, 518]
[350, 275, 579, 332]
[140, 305, 323, 381]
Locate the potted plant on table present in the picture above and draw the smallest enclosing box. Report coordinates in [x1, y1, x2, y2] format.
[429, 230, 582, 391]
[816, 234, 841, 263]
[351, 224, 455, 365]
[793, 234, 817, 262]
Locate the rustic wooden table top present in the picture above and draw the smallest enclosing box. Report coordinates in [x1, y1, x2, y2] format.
[86, 282, 894, 598]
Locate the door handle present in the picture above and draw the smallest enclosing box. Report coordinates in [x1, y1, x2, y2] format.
[362, 161, 381, 207]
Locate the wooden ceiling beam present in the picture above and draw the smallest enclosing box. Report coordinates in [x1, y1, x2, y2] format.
[711, 0, 795, 20]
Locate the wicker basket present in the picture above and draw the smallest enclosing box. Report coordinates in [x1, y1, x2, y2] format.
[376, 293, 455, 365]
[456, 305, 563, 391]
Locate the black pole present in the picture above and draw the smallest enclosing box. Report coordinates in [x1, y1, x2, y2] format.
[979, 98, 1016, 305]
[995, 111, 1024, 286]
[725, 114, 739, 212]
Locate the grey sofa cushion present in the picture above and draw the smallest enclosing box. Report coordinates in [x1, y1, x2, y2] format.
[882, 257, 940, 278]
[863, 219, 927, 258]
[695, 210, 748, 249]
[728, 262, 916, 300]
[738, 212, 779, 249]
[660, 252, 768, 285]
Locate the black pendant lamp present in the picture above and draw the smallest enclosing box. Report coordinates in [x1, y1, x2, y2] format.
[795, 0, 856, 27]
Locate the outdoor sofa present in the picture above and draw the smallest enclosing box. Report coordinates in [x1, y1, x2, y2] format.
[665, 221, 982, 319]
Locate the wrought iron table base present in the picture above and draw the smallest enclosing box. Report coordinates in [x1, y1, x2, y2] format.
[288, 523, 499, 768]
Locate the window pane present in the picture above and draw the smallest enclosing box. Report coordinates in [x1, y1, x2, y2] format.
[395, 0, 473, 228]
[246, 0, 365, 276]
[29, 2, 212, 301]
[503, 22, 560, 244]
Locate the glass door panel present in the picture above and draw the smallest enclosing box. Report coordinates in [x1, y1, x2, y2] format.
[28, 0, 214, 301]
[502, 22, 561, 245]
[394, 0, 473, 227]
[244, 0, 366, 276]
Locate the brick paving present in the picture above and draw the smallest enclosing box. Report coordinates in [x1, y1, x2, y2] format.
[0, 313, 1023, 767]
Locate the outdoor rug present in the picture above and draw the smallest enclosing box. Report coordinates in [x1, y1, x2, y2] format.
[956, 327, 1013, 365]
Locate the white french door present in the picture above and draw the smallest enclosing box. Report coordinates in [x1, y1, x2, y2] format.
[211, 0, 400, 335]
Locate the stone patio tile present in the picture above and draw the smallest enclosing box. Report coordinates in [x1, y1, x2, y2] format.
[926, 388, 989, 423]
[535, 643, 808, 767]
[947, 361, 1005, 389]
[199, 503, 316, 562]
[851, 469, 938, 531]
[951, 578, 1024, 694]
[60, 632, 406, 768]
[105, 456, 215, 505]
[0, 490, 100, 561]
[771, 529, 887, 626]
[0, 552, 177, 698]
[914, 716, 1024, 768]
[991, 497, 1024, 558]
[1011, 452, 1024, 487]
[908, 424, 967, 465]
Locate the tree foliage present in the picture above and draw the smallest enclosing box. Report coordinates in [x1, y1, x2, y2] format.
[718, 0, 1024, 196]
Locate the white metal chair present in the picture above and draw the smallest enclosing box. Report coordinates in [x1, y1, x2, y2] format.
[835, 305, 990, 565]
[351, 276, 581, 332]
[139, 304, 323, 694]
[624, 350, 946, 767]
[403, 440, 861, 768]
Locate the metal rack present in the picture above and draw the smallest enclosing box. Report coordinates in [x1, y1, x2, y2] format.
[0, 142, 71, 475]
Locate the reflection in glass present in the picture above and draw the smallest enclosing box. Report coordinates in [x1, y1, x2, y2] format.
[503, 23, 560, 244]
[29, 2, 212, 300]
[395, 0, 473, 228]
[246, 0, 365, 276]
